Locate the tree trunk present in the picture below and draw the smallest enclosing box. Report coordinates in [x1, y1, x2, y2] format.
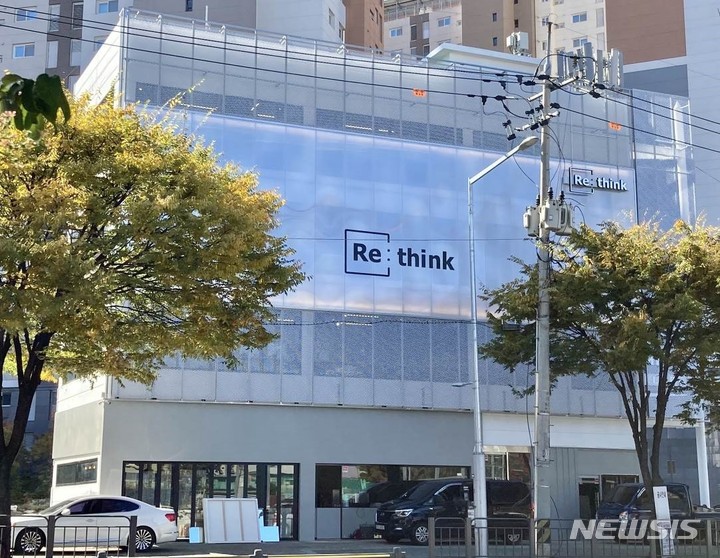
[0, 333, 50, 558]
[0, 460, 14, 558]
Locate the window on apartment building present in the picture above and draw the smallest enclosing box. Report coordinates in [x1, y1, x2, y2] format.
[410, 46, 417, 55]
[596, 8, 604, 26]
[572, 12, 588, 23]
[514, 0, 518, 3]
[514, 18, 519, 28]
[423, 43, 430, 55]
[70, 38, 81, 66]
[47, 40, 58, 67]
[390, 26, 402, 37]
[66, 74, 79, 92]
[1, 393, 11, 407]
[410, 24, 417, 40]
[541, 40, 547, 51]
[492, 12, 497, 22]
[422, 20, 429, 39]
[13, 43, 35, 58]
[97, 0, 118, 14]
[328, 8, 335, 28]
[72, 2, 83, 29]
[93, 34, 106, 50]
[541, 16, 549, 25]
[492, 37, 498, 47]
[572, 36, 589, 48]
[339, 24, 344, 41]
[16, 7, 38, 21]
[48, 4, 60, 31]
[597, 31, 605, 46]
[185, 0, 193, 11]
[438, 16, 450, 27]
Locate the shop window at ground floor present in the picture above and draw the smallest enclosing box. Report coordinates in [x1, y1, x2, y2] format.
[122, 461, 299, 540]
[315, 463, 470, 539]
[315, 455, 529, 539]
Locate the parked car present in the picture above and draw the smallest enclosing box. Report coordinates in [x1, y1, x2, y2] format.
[374, 478, 531, 545]
[11, 495, 179, 554]
[596, 482, 720, 541]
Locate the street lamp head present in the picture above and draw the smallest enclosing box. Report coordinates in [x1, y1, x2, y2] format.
[468, 135, 539, 186]
[518, 135, 539, 151]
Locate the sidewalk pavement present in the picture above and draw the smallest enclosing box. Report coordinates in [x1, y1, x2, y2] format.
[149, 539, 428, 558]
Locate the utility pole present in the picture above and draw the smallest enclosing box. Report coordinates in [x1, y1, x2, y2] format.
[533, 19, 553, 553]
[518, 19, 622, 556]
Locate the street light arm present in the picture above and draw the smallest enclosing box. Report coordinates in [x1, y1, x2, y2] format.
[466, 134, 537, 558]
[469, 136, 539, 186]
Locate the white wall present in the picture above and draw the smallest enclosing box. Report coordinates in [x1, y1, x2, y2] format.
[52, 399, 643, 539]
[256, 0, 346, 43]
[684, 2, 720, 224]
[0, 1, 50, 77]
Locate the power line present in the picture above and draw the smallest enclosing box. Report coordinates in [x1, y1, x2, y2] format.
[560, 105, 720, 156]
[6, 6, 720, 155]
[0, 18, 539, 108]
[0, 5, 540, 85]
[567, 85, 720, 138]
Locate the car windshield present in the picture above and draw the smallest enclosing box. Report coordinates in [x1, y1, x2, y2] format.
[38, 498, 80, 515]
[604, 486, 638, 504]
[401, 483, 445, 503]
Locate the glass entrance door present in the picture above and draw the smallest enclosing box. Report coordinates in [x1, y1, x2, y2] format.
[261, 464, 297, 539]
[279, 465, 297, 539]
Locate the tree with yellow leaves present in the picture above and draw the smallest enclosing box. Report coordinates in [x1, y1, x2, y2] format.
[0, 97, 305, 551]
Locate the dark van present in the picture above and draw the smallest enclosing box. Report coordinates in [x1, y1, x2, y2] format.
[596, 483, 692, 535]
[374, 478, 531, 545]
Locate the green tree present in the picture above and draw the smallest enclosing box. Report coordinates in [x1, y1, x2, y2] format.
[0, 73, 69, 133]
[15, 431, 53, 503]
[481, 220, 720, 495]
[0, 97, 305, 555]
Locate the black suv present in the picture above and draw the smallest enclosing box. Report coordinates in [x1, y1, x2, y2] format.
[374, 478, 531, 545]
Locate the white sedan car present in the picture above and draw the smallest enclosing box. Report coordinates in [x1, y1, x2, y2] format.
[12, 495, 179, 554]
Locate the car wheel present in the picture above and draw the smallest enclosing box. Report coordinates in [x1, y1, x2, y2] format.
[410, 523, 430, 545]
[15, 528, 46, 554]
[383, 535, 402, 543]
[134, 526, 156, 553]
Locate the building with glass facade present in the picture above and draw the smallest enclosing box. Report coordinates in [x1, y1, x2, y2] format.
[56, 9, 698, 541]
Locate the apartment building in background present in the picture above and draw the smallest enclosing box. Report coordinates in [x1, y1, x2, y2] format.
[0, 0, 382, 89]
[605, 0, 718, 225]
[2, 376, 56, 445]
[344, 0, 384, 50]
[382, 0, 607, 58]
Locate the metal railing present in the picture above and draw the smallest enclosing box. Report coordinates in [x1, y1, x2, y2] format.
[428, 517, 720, 558]
[1, 514, 137, 557]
